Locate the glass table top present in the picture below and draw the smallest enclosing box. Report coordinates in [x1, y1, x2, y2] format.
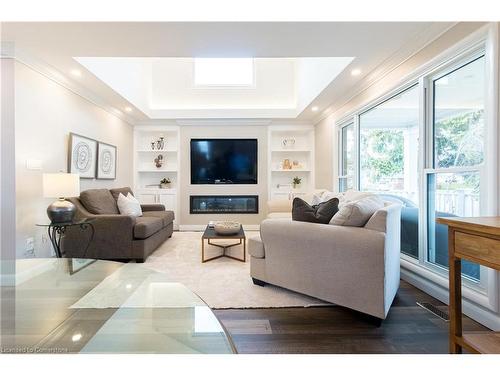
[0, 259, 235, 354]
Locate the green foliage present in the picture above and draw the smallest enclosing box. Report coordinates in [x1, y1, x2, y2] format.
[360, 129, 404, 181]
[435, 109, 484, 168]
[292, 176, 302, 185]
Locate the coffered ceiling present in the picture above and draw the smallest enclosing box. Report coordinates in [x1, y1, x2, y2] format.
[1, 22, 455, 124]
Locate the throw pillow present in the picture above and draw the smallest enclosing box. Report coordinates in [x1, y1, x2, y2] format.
[80, 189, 119, 215]
[292, 197, 339, 224]
[117, 193, 143, 218]
[330, 195, 384, 227]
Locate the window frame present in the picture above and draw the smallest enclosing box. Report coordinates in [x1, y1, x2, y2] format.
[337, 119, 355, 192]
[423, 49, 488, 291]
[334, 29, 498, 313]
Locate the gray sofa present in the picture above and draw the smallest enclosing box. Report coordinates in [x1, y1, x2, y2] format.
[249, 202, 401, 321]
[62, 187, 174, 262]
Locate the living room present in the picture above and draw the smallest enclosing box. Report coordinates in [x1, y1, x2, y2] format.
[1, 1, 500, 373]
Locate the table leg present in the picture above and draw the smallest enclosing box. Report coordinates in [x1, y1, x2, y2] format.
[448, 228, 462, 354]
[243, 237, 246, 262]
[202, 238, 205, 263]
[47, 226, 63, 258]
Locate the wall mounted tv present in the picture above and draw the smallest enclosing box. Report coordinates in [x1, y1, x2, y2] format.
[190, 139, 258, 184]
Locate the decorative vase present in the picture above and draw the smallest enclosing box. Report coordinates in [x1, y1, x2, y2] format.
[282, 159, 292, 170]
[159, 136, 165, 150]
[282, 137, 296, 149]
[293, 182, 300, 189]
[156, 139, 162, 150]
[151, 141, 155, 150]
[154, 154, 164, 168]
[160, 183, 170, 189]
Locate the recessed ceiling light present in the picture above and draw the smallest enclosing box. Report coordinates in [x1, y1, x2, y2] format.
[72, 333, 82, 342]
[124, 106, 133, 113]
[311, 106, 319, 112]
[351, 69, 361, 76]
[70, 69, 82, 77]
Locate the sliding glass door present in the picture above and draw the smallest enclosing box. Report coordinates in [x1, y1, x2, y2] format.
[358, 84, 420, 258]
[426, 55, 485, 281]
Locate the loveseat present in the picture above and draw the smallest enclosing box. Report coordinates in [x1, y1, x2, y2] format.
[250, 193, 401, 321]
[62, 187, 174, 262]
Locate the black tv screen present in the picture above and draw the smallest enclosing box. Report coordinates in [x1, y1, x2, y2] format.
[191, 139, 258, 184]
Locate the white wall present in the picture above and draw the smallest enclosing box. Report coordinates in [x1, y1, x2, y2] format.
[1, 58, 16, 270]
[178, 125, 268, 227]
[314, 22, 486, 191]
[14, 62, 134, 258]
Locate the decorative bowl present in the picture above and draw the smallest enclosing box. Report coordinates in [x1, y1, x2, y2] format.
[214, 221, 241, 235]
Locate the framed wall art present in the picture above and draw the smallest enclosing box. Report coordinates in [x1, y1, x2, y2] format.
[68, 133, 97, 179]
[97, 141, 117, 180]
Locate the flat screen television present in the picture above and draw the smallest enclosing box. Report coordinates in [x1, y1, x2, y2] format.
[190, 139, 258, 184]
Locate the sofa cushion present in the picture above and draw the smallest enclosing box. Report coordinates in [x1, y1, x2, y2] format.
[110, 187, 134, 201]
[80, 189, 119, 215]
[134, 216, 164, 239]
[292, 197, 339, 224]
[248, 235, 265, 258]
[142, 210, 175, 227]
[330, 195, 384, 227]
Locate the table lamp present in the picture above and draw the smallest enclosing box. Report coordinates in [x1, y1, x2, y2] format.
[43, 173, 80, 223]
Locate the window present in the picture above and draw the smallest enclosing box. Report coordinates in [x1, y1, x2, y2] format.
[336, 48, 490, 280]
[426, 55, 485, 281]
[193, 58, 254, 86]
[358, 85, 420, 258]
[338, 123, 354, 192]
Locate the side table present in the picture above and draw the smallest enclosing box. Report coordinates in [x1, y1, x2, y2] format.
[36, 219, 95, 258]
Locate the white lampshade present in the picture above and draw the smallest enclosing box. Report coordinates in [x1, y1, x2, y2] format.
[43, 173, 80, 198]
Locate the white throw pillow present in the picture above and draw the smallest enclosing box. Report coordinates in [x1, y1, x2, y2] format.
[117, 193, 143, 217]
[330, 195, 384, 227]
[311, 191, 344, 206]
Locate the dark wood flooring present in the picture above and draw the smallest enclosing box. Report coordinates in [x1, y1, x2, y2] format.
[213, 280, 488, 354]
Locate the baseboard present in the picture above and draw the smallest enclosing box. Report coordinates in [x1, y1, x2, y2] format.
[401, 263, 500, 330]
[179, 224, 260, 232]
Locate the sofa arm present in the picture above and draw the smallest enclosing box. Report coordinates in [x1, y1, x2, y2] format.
[62, 214, 136, 259]
[259, 218, 389, 317]
[141, 204, 166, 212]
[267, 199, 292, 214]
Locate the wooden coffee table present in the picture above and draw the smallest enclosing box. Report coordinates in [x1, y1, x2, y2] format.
[201, 225, 246, 263]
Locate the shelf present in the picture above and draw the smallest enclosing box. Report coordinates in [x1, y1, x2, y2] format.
[461, 332, 500, 354]
[271, 169, 311, 172]
[137, 169, 177, 173]
[271, 149, 311, 152]
[138, 188, 177, 194]
[137, 149, 177, 153]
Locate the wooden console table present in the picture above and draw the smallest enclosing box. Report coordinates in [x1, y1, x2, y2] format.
[437, 216, 500, 354]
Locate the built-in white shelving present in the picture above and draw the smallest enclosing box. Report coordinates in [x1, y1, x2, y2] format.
[268, 125, 315, 201]
[133, 125, 180, 228]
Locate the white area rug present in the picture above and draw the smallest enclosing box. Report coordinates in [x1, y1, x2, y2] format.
[142, 231, 328, 309]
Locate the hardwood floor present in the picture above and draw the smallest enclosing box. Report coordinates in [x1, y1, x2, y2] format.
[213, 280, 488, 354]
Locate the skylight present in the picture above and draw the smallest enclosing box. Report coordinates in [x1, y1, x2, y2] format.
[194, 58, 254, 86]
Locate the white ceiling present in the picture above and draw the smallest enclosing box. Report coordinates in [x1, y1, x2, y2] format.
[1, 22, 455, 124]
[75, 57, 353, 118]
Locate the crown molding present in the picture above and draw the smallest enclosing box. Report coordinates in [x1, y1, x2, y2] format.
[312, 22, 458, 125]
[175, 119, 272, 126]
[7, 46, 137, 126]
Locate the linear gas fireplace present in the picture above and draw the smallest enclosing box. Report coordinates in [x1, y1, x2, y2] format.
[190, 195, 259, 214]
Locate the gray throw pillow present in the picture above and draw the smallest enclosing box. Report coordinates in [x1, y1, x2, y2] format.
[80, 189, 119, 215]
[292, 197, 339, 224]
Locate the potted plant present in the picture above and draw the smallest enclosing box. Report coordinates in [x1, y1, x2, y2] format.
[292, 176, 301, 189]
[160, 177, 171, 189]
